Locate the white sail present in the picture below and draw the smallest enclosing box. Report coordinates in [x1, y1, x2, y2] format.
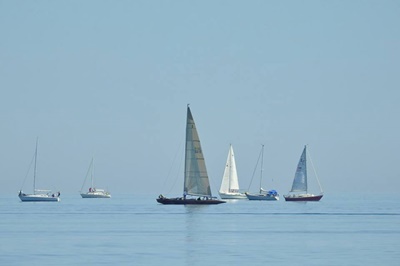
[219, 145, 240, 194]
[184, 106, 212, 197]
[290, 146, 308, 192]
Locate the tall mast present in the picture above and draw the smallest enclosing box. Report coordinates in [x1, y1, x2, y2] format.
[183, 104, 189, 196]
[91, 158, 94, 189]
[259, 144, 264, 192]
[228, 144, 232, 191]
[304, 145, 308, 194]
[33, 138, 38, 194]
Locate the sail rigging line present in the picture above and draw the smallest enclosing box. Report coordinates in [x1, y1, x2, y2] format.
[80, 158, 93, 192]
[33, 138, 38, 194]
[259, 144, 264, 192]
[247, 146, 263, 191]
[162, 138, 185, 195]
[92, 158, 95, 189]
[20, 152, 36, 190]
[307, 147, 323, 194]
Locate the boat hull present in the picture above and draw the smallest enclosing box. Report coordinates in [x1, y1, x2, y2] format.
[19, 194, 60, 202]
[245, 192, 279, 201]
[80, 193, 111, 198]
[156, 196, 225, 205]
[219, 192, 247, 199]
[284, 194, 323, 202]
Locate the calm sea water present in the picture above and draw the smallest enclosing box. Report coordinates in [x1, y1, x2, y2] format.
[1, 193, 399, 265]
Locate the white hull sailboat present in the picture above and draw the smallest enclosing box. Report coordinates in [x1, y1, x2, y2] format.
[18, 139, 60, 202]
[219, 145, 246, 199]
[245, 145, 279, 201]
[157, 105, 225, 205]
[284, 145, 323, 202]
[81, 190, 111, 198]
[19, 191, 60, 202]
[80, 158, 111, 199]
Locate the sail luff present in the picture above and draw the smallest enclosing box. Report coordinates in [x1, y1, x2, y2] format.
[184, 106, 212, 197]
[290, 146, 308, 192]
[183, 106, 190, 196]
[219, 146, 231, 194]
[229, 145, 239, 191]
[228, 145, 232, 190]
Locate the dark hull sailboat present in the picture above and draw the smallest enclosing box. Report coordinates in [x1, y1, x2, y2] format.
[156, 106, 226, 205]
[284, 194, 323, 202]
[157, 195, 225, 205]
[284, 146, 324, 202]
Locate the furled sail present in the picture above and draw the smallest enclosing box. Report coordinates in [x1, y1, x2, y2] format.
[290, 146, 308, 192]
[184, 106, 212, 197]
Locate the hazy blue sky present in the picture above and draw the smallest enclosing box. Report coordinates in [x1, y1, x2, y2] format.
[1, 1, 399, 196]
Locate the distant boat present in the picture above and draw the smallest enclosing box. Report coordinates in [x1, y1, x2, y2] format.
[156, 105, 226, 205]
[245, 145, 279, 201]
[284, 145, 323, 202]
[219, 145, 246, 199]
[80, 158, 111, 198]
[18, 139, 60, 202]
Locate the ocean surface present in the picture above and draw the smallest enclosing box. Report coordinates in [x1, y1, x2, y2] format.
[1, 193, 399, 265]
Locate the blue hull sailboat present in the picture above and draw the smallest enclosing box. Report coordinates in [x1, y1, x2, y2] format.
[245, 145, 279, 201]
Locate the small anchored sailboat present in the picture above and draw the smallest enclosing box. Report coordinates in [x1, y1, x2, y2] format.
[219, 145, 246, 199]
[156, 105, 225, 205]
[284, 145, 323, 201]
[18, 139, 60, 202]
[245, 145, 279, 201]
[80, 158, 111, 198]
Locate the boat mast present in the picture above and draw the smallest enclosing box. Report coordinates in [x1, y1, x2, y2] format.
[304, 145, 308, 194]
[259, 144, 264, 193]
[228, 144, 232, 192]
[33, 138, 38, 194]
[183, 104, 190, 197]
[91, 158, 94, 189]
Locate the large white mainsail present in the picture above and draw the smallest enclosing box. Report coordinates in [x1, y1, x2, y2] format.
[219, 145, 240, 194]
[290, 146, 308, 192]
[184, 106, 212, 197]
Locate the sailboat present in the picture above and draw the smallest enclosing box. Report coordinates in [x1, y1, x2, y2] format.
[245, 145, 279, 201]
[218, 145, 246, 199]
[18, 139, 60, 202]
[80, 158, 111, 198]
[283, 145, 323, 201]
[156, 105, 226, 205]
